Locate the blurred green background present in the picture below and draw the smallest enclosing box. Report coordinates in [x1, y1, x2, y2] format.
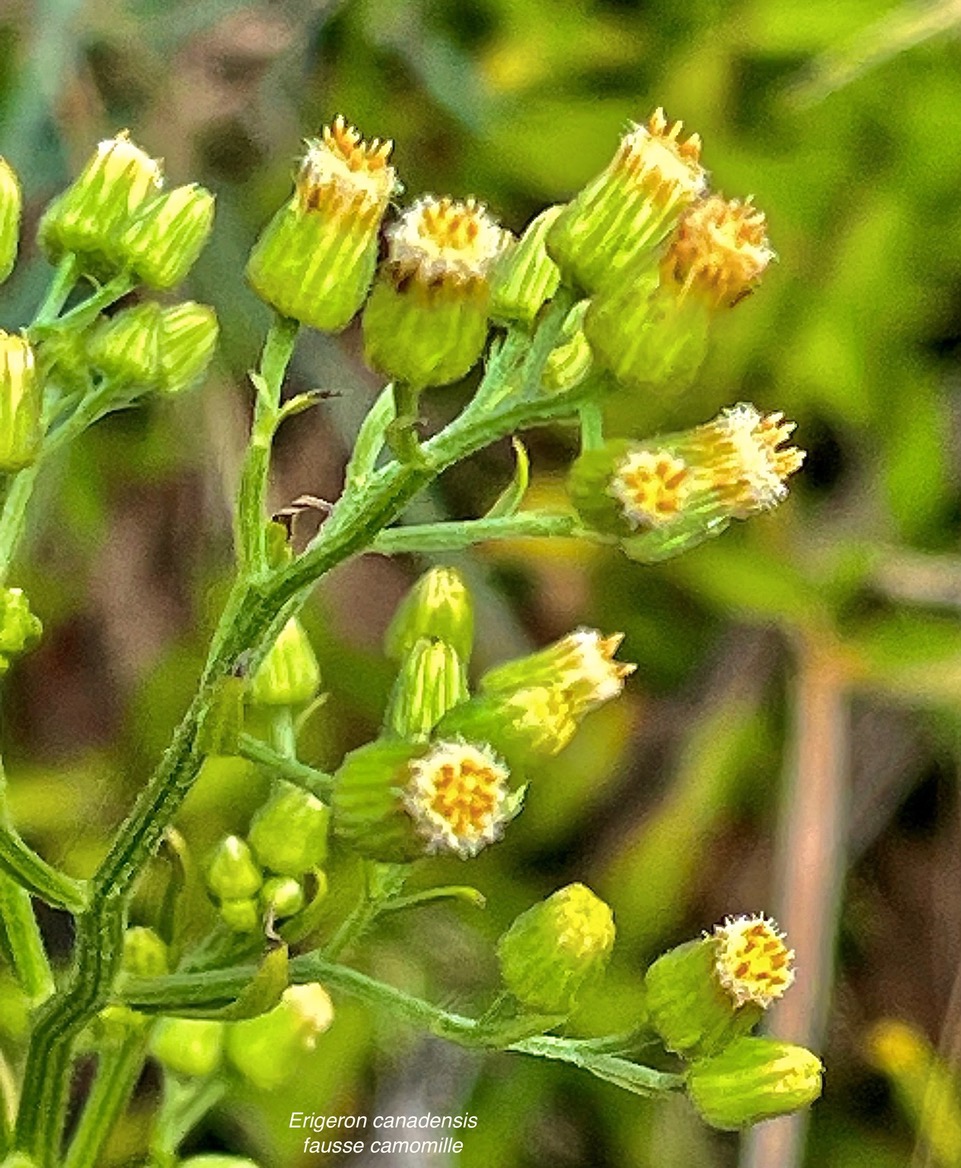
[3, 0, 961, 1165]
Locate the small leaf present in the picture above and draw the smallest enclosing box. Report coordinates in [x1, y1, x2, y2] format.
[485, 438, 530, 519]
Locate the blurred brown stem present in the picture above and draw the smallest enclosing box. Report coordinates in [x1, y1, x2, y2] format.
[740, 633, 850, 1168]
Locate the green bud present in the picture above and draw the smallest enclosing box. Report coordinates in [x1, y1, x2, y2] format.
[362, 196, 512, 389]
[385, 638, 468, 743]
[542, 299, 594, 393]
[0, 588, 42, 668]
[686, 1037, 823, 1130]
[219, 897, 261, 933]
[248, 618, 321, 707]
[121, 927, 169, 978]
[0, 157, 22, 285]
[583, 266, 708, 393]
[260, 875, 305, 919]
[35, 328, 90, 395]
[225, 983, 333, 1090]
[489, 206, 562, 327]
[546, 109, 705, 294]
[497, 883, 615, 1013]
[149, 1017, 225, 1077]
[645, 916, 795, 1058]
[121, 184, 215, 289]
[330, 739, 424, 863]
[39, 132, 163, 280]
[206, 835, 263, 901]
[158, 302, 218, 395]
[87, 302, 163, 391]
[0, 333, 42, 472]
[247, 118, 396, 332]
[385, 567, 475, 664]
[248, 786, 329, 877]
[435, 685, 576, 764]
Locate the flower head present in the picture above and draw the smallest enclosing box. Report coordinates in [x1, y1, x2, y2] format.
[246, 116, 396, 332]
[690, 404, 805, 519]
[609, 449, 698, 529]
[547, 107, 707, 293]
[712, 914, 796, 1009]
[384, 195, 512, 289]
[402, 738, 511, 858]
[664, 194, 774, 308]
[296, 115, 397, 223]
[363, 196, 511, 387]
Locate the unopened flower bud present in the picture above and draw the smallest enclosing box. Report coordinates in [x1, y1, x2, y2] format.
[385, 566, 475, 664]
[547, 109, 706, 294]
[645, 915, 795, 1058]
[497, 883, 615, 1013]
[569, 405, 805, 560]
[542, 299, 594, 393]
[150, 1017, 225, 1077]
[121, 183, 215, 289]
[260, 875, 305, 919]
[686, 1037, 823, 1130]
[87, 302, 162, 391]
[362, 195, 512, 388]
[121, 926, 169, 978]
[436, 685, 578, 763]
[247, 117, 396, 332]
[385, 638, 468, 743]
[248, 618, 321, 707]
[226, 983, 334, 1090]
[0, 587, 42, 675]
[490, 205, 562, 327]
[248, 786, 329, 877]
[219, 897, 261, 933]
[0, 332, 42, 472]
[481, 627, 634, 719]
[206, 835, 263, 901]
[0, 157, 22, 284]
[158, 301, 218, 395]
[39, 132, 163, 280]
[332, 737, 520, 863]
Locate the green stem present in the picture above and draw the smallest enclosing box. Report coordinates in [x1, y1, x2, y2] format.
[0, 822, 88, 912]
[149, 1077, 227, 1168]
[27, 270, 136, 341]
[13, 321, 600, 1165]
[369, 511, 581, 555]
[235, 313, 300, 576]
[386, 381, 425, 465]
[0, 873, 54, 1003]
[235, 734, 333, 798]
[117, 955, 682, 1095]
[32, 255, 81, 327]
[62, 1028, 148, 1168]
[579, 400, 604, 452]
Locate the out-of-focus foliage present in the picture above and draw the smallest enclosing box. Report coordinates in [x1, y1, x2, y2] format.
[2, 1, 961, 1165]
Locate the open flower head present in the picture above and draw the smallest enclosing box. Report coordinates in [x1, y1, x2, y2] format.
[247, 116, 396, 332]
[664, 194, 774, 308]
[548, 108, 707, 294]
[363, 196, 512, 387]
[712, 914, 795, 1009]
[402, 739, 512, 858]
